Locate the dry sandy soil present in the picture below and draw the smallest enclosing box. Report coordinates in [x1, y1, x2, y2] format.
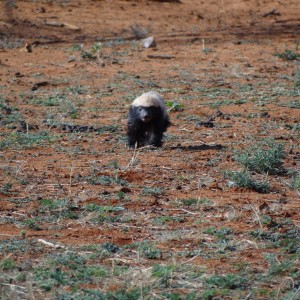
[0, 0, 299, 299]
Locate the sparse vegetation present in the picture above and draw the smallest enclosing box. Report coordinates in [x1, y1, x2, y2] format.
[0, 1, 299, 299]
[131, 24, 149, 39]
[0, 131, 56, 150]
[274, 49, 300, 61]
[234, 139, 286, 175]
[141, 186, 165, 197]
[224, 170, 270, 193]
[166, 101, 184, 112]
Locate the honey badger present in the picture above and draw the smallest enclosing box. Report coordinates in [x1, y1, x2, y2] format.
[127, 91, 170, 148]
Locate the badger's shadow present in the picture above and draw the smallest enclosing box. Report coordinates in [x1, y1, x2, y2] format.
[169, 144, 224, 151]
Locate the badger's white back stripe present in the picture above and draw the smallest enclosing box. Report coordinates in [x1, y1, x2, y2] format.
[132, 91, 167, 117]
[132, 91, 165, 108]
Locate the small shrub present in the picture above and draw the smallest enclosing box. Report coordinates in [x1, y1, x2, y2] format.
[131, 24, 148, 39]
[1, 258, 16, 270]
[274, 49, 300, 61]
[225, 170, 270, 193]
[84, 204, 124, 213]
[51, 252, 86, 269]
[205, 273, 246, 289]
[153, 215, 185, 225]
[264, 253, 295, 277]
[39, 198, 69, 210]
[294, 67, 300, 89]
[141, 187, 164, 197]
[290, 168, 300, 191]
[139, 241, 161, 259]
[84, 265, 106, 278]
[0, 131, 55, 150]
[33, 95, 62, 106]
[23, 218, 41, 230]
[87, 175, 128, 186]
[166, 101, 184, 112]
[101, 242, 119, 253]
[234, 139, 285, 175]
[0, 36, 23, 49]
[180, 198, 198, 206]
[0, 183, 12, 195]
[152, 264, 174, 287]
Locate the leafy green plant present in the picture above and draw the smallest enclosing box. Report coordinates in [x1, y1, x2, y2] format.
[263, 253, 295, 277]
[139, 241, 161, 259]
[0, 131, 55, 150]
[101, 242, 119, 253]
[201, 288, 222, 300]
[131, 24, 148, 39]
[285, 101, 300, 108]
[294, 67, 300, 89]
[87, 175, 128, 186]
[39, 198, 69, 211]
[274, 49, 300, 61]
[290, 167, 300, 191]
[38, 199, 78, 220]
[166, 101, 184, 112]
[141, 187, 165, 197]
[33, 95, 63, 106]
[84, 204, 124, 224]
[205, 273, 247, 289]
[152, 264, 174, 287]
[224, 170, 270, 193]
[23, 218, 41, 230]
[67, 85, 87, 95]
[153, 215, 185, 225]
[180, 198, 198, 206]
[0, 183, 12, 195]
[1, 258, 16, 270]
[203, 227, 233, 239]
[80, 42, 103, 61]
[234, 139, 285, 174]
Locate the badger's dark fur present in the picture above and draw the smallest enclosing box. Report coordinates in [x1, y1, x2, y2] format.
[127, 91, 170, 148]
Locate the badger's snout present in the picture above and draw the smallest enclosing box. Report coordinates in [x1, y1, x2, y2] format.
[140, 110, 152, 122]
[142, 115, 151, 122]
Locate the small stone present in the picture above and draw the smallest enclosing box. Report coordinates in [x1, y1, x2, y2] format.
[68, 55, 76, 62]
[142, 36, 156, 48]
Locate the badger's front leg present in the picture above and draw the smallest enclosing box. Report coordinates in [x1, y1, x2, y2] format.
[148, 124, 164, 147]
[127, 122, 139, 149]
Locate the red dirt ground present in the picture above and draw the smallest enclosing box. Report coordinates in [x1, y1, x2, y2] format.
[0, 0, 299, 298]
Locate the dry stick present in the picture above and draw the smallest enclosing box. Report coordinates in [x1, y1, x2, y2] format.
[68, 165, 74, 196]
[238, 239, 259, 249]
[247, 201, 263, 230]
[0, 233, 19, 237]
[126, 142, 138, 169]
[169, 208, 199, 215]
[15, 159, 28, 176]
[26, 122, 29, 137]
[0, 282, 26, 291]
[291, 287, 300, 300]
[126, 144, 154, 169]
[139, 266, 144, 300]
[26, 273, 35, 300]
[37, 238, 65, 249]
[276, 277, 294, 300]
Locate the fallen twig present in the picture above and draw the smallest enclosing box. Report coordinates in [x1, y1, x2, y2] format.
[37, 238, 65, 249]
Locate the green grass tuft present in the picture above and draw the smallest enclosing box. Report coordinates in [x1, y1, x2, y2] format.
[234, 139, 286, 175]
[224, 170, 270, 193]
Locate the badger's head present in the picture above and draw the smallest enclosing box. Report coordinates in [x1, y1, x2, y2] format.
[131, 91, 167, 123]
